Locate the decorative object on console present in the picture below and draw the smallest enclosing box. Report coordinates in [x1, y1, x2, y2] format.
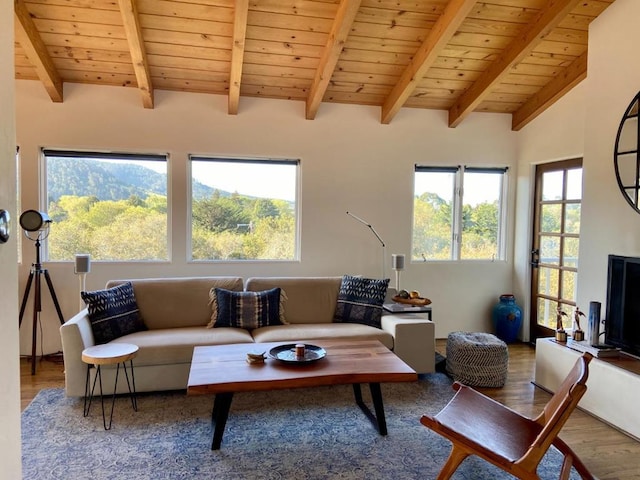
[346, 211, 386, 278]
[391, 253, 404, 291]
[81, 282, 146, 345]
[555, 307, 568, 343]
[491, 294, 522, 343]
[572, 306, 585, 341]
[588, 301, 601, 346]
[74, 253, 91, 312]
[208, 287, 287, 329]
[334, 275, 389, 328]
[566, 338, 620, 358]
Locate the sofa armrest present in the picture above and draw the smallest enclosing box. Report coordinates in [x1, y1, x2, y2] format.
[381, 314, 435, 374]
[60, 309, 95, 397]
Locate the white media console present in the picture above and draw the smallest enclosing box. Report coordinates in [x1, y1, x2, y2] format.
[535, 337, 640, 440]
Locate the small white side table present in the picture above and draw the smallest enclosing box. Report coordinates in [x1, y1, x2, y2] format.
[82, 343, 139, 430]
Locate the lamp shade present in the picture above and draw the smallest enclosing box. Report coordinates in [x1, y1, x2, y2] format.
[19, 210, 51, 232]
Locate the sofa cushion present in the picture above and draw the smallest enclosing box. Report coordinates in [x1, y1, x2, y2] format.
[333, 275, 389, 328]
[208, 287, 286, 329]
[107, 277, 244, 329]
[251, 323, 394, 350]
[81, 282, 146, 344]
[245, 277, 342, 324]
[110, 326, 254, 367]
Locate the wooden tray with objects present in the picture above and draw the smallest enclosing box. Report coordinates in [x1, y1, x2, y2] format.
[392, 296, 432, 306]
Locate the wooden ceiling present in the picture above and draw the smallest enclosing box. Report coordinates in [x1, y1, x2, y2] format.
[14, 0, 615, 130]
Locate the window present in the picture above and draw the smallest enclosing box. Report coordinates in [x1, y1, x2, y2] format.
[189, 156, 299, 261]
[43, 149, 168, 261]
[412, 165, 507, 261]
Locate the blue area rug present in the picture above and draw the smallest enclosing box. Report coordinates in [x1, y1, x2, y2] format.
[22, 373, 580, 479]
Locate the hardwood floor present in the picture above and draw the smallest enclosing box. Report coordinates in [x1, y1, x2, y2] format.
[21, 343, 640, 479]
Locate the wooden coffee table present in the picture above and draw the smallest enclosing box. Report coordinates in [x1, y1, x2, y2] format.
[187, 339, 417, 450]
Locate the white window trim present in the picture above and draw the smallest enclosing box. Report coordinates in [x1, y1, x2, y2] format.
[187, 154, 301, 263]
[413, 164, 508, 262]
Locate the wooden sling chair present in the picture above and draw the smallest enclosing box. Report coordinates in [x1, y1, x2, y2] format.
[421, 352, 594, 480]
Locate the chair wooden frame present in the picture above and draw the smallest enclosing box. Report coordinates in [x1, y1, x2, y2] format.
[421, 352, 594, 480]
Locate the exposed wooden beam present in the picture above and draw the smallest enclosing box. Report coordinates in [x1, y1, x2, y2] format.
[118, 0, 153, 108]
[14, 0, 63, 103]
[381, 0, 478, 125]
[306, 0, 362, 120]
[512, 51, 587, 131]
[229, 0, 249, 115]
[448, 0, 583, 128]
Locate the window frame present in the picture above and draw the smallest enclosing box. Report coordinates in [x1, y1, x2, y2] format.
[41, 148, 170, 263]
[413, 164, 508, 262]
[188, 155, 301, 262]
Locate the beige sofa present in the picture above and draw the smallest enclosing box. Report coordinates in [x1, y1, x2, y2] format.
[60, 276, 435, 396]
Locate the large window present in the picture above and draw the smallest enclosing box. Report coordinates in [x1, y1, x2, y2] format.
[190, 156, 299, 261]
[412, 165, 507, 261]
[44, 149, 168, 261]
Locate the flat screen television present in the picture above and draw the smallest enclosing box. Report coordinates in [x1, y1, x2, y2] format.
[605, 254, 640, 358]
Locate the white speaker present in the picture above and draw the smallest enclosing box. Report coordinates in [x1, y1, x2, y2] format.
[74, 254, 91, 274]
[391, 254, 405, 271]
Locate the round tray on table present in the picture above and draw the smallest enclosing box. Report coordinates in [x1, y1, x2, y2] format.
[268, 344, 326, 364]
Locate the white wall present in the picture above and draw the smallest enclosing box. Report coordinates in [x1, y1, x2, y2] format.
[515, 0, 640, 339]
[515, 82, 587, 339]
[16, 80, 517, 350]
[0, 0, 22, 477]
[578, 0, 640, 309]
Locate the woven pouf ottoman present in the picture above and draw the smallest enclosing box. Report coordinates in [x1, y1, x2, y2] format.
[446, 332, 508, 387]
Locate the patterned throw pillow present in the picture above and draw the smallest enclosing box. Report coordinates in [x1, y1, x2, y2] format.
[81, 282, 146, 344]
[208, 287, 287, 329]
[333, 275, 390, 328]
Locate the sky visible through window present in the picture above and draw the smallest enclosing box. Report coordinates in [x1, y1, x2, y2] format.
[125, 158, 297, 202]
[191, 160, 296, 202]
[414, 171, 501, 206]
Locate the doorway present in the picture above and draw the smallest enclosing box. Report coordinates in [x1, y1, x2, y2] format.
[530, 158, 582, 340]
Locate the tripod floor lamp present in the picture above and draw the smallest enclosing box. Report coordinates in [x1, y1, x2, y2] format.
[18, 210, 65, 375]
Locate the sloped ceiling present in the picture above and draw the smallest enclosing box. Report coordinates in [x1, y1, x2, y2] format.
[14, 0, 615, 130]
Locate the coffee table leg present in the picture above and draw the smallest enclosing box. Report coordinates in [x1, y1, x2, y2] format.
[352, 383, 387, 436]
[369, 383, 387, 435]
[211, 392, 234, 450]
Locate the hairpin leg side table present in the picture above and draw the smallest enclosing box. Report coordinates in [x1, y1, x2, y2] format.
[82, 343, 139, 430]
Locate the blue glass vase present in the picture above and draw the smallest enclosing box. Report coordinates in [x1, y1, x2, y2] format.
[492, 294, 523, 343]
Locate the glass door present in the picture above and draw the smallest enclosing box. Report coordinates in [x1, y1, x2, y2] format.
[530, 158, 582, 340]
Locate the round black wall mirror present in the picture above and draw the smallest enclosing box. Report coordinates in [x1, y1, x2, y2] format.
[614, 91, 640, 213]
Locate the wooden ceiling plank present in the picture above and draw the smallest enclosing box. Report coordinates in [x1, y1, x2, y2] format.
[380, 0, 478, 124]
[14, 0, 63, 102]
[511, 50, 586, 131]
[448, 0, 583, 128]
[305, 0, 362, 120]
[118, 0, 154, 108]
[229, 0, 249, 115]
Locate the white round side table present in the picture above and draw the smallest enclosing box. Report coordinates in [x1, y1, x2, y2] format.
[82, 342, 139, 430]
